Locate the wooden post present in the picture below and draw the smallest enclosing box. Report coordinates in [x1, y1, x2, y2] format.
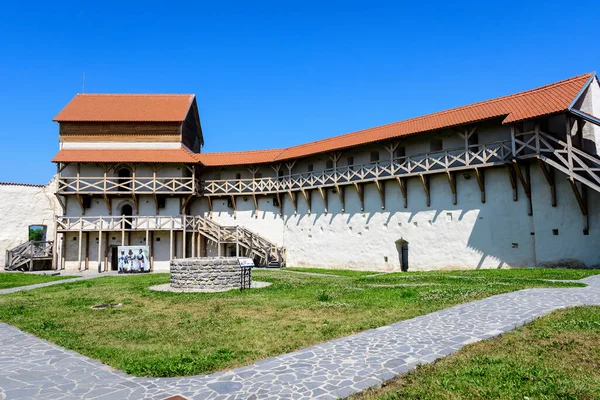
[173, 229, 178, 259]
[97, 218, 103, 272]
[192, 229, 196, 258]
[52, 223, 58, 270]
[506, 164, 518, 202]
[150, 231, 155, 271]
[78, 229, 83, 271]
[84, 231, 90, 270]
[474, 168, 485, 203]
[61, 232, 66, 270]
[182, 216, 187, 258]
[396, 177, 408, 208]
[104, 231, 109, 272]
[169, 228, 174, 260]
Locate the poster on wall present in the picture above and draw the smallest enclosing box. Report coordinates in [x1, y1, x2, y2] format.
[117, 246, 150, 273]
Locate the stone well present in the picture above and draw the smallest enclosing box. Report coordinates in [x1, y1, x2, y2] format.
[170, 257, 250, 291]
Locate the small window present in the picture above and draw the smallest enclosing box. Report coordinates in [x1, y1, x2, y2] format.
[157, 196, 166, 209]
[307, 164, 314, 172]
[82, 195, 91, 209]
[347, 156, 354, 171]
[553, 229, 559, 236]
[28, 225, 46, 242]
[583, 229, 590, 235]
[235, 173, 241, 180]
[255, 172, 263, 179]
[273, 197, 280, 207]
[512, 243, 519, 248]
[394, 147, 406, 158]
[468, 133, 479, 147]
[326, 160, 334, 170]
[430, 139, 443, 152]
[370, 151, 379, 162]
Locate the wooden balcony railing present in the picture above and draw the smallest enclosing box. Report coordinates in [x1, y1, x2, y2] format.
[201, 140, 513, 196]
[57, 176, 197, 195]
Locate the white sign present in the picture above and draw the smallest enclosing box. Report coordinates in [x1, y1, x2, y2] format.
[238, 257, 255, 267]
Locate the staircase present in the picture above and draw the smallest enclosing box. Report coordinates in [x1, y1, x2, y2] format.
[195, 217, 285, 267]
[535, 130, 600, 194]
[5, 241, 54, 271]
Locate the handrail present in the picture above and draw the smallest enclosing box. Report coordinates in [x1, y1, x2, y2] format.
[201, 140, 512, 195]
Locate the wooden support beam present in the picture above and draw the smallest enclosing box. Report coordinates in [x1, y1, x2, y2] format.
[354, 182, 365, 211]
[317, 186, 328, 214]
[287, 191, 298, 214]
[54, 193, 66, 213]
[274, 192, 282, 216]
[300, 189, 312, 214]
[569, 178, 588, 216]
[229, 195, 237, 217]
[153, 194, 159, 215]
[206, 196, 213, 218]
[537, 159, 556, 207]
[173, 229, 178, 259]
[419, 174, 430, 207]
[513, 160, 532, 215]
[131, 194, 139, 214]
[103, 194, 112, 215]
[374, 180, 385, 209]
[180, 195, 194, 214]
[506, 164, 518, 202]
[75, 194, 85, 214]
[252, 194, 259, 218]
[334, 185, 345, 212]
[473, 168, 485, 203]
[446, 171, 457, 205]
[97, 224, 103, 272]
[396, 177, 408, 208]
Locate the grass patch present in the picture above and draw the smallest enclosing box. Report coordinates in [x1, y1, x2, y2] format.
[352, 306, 600, 399]
[0, 269, 591, 377]
[0, 272, 74, 289]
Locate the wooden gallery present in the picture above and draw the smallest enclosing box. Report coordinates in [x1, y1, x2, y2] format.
[6, 73, 600, 272]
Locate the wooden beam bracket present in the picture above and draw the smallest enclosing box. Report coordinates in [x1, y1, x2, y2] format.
[419, 174, 430, 207]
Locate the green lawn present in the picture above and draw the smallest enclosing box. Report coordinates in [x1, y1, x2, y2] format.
[0, 269, 596, 377]
[353, 306, 600, 399]
[0, 272, 74, 289]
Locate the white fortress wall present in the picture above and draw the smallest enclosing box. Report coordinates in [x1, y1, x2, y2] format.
[0, 179, 62, 267]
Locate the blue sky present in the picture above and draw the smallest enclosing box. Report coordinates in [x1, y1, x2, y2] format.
[1, 1, 599, 184]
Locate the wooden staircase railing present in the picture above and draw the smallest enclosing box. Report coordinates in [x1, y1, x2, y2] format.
[5, 241, 53, 271]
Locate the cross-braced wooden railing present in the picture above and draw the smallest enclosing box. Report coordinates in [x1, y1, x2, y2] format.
[57, 176, 198, 195]
[201, 140, 513, 196]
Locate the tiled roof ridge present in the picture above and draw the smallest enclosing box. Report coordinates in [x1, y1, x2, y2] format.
[200, 148, 285, 156]
[274, 72, 594, 154]
[73, 93, 194, 97]
[0, 182, 46, 188]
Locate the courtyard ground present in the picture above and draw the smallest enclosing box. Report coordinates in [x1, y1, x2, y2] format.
[0, 272, 73, 290]
[0, 268, 597, 377]
[352, 305, 600, 399]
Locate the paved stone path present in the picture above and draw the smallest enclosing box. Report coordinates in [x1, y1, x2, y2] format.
[1, 276, 600, 399]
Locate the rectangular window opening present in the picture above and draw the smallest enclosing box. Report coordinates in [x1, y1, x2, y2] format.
[430, 139, 443, 152]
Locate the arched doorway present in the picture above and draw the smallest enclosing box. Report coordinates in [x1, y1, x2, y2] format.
[117, 167, 132, 192]
[121, 204, 133, 229]
[395, 239, 409, 271]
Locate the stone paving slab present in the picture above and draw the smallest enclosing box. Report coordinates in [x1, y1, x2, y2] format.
[1, 275, 600, 399]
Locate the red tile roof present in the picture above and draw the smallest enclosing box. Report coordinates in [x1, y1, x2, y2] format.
[194, 149, 286, 166]
[270, 72, 594, 162]
[51, 148, 198, 163]
[53, 94, 195, 122]
[50, 73, 595, 166]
